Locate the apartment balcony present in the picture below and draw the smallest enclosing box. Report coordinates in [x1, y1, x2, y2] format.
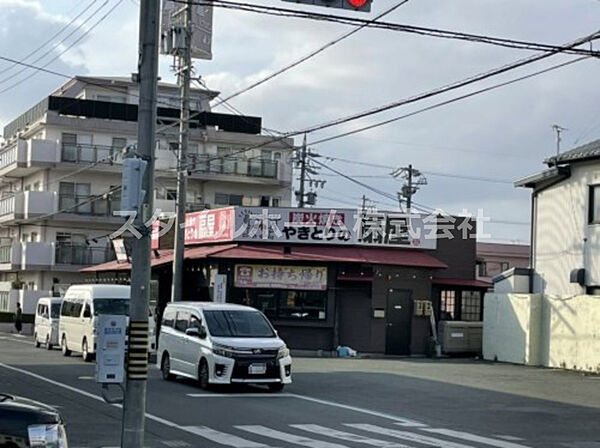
[54, 243, 114, 267]
[55, 194, 124, 225]
[186, 155, 283, 185]
[0, 191, 57, 224]
[0, 139, 58, 177]
[60, 142, 125, 166]
[0, 242, 115, 272]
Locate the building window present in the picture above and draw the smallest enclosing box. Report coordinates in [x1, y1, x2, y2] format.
[235, 289, 327, 321]
[440, 290, 456, 320]
[589, 185, 600, 224]
[214, 193, 243, 206]
[461, 290, 482, 321]
[272, 197, 280, 207]
[478, 262, 487, 277]
[166, 189, 177, 200]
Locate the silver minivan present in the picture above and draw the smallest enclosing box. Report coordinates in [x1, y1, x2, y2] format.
[33, 297, 62, 350]
[158, 302, 292, 391]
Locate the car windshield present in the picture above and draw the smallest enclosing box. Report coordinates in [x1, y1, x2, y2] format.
[203, 310, 275, 338]
[93, 299, 129, 316]
[51, 303, 61, 318]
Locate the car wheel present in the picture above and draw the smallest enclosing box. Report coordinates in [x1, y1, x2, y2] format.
[198, 359, 210, 390]
[82, 339, 92, 362]
[161, 354, 174, 381]
[34, 333, 40, 348]
[45, 335, 52, 350]
[61, 335, 71, 357]
[268, 383, 284, 392]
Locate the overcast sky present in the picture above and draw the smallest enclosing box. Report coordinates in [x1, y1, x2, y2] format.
[1, 0, 600, 243]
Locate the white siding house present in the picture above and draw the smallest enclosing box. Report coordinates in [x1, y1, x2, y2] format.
[516, 139, 600, 297]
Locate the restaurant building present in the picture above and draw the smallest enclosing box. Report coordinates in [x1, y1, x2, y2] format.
[84, 207, 490, 355]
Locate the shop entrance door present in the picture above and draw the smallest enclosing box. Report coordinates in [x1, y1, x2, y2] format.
[385, 289, 412, 355]
[338, 286, 371, 352]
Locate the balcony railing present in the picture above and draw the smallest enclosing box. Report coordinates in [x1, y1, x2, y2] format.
[188, 155, 278, 179]
[0, 145, 18, 171]
[58, 194, 118, 216]
[55, 243, 114, 266]
[0, 196, 15, 218]
[61, 142, 125, 165]
[0, 245, 11, 264]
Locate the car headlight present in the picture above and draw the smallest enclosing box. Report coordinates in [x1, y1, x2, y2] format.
[277, 345, 290, 360]
[212, 345, 234, 358]
[28, 423, 68, 447]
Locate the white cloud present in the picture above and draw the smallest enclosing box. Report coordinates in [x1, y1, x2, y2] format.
[2, 0, 600, 240]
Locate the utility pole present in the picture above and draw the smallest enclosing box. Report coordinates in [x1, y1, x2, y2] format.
[171, 0, 193, 302]
[391, 165, 427, 213]
[406, 164, 413, 211]
[552, 124, 567, 156]
[297, 134, 307, 208]
[121, 1, 160, 447]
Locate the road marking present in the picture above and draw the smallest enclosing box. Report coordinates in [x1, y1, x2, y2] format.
[182, 426, 274, 447]
[78, 376, 95, 380]
[346, 424, 477, 448]
[291, 424, 411, 447]
[0, 335, 34, 345]
[187, 393, 294, 398]
[495, 436, 526, 442]
[287, 394, 425, 427]
[237, 425, 350, 448]
[422, 429, 531, 448]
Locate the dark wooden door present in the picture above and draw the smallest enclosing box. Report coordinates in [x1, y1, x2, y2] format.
[338, 286, 372, 352]
[385, 289, 412, 355]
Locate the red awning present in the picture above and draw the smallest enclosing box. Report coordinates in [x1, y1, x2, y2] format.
[209, 244, 447, 269]
[432, 277, 492, 288]
[82, 243, 447, 273]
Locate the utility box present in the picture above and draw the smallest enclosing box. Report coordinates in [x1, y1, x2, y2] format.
[438, 321, 483, 355]
[95, 314, 127, 384]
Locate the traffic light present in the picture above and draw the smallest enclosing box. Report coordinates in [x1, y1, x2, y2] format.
[281, 0, 372, 13]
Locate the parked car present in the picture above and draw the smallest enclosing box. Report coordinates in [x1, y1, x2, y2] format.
[33, 298, 63, 350]
[158, 302, 292, 391]
[59, 284, 156, 362]
[0, 393, 68, 447]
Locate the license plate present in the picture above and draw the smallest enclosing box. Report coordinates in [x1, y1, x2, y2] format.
[248, 363, 267, 375]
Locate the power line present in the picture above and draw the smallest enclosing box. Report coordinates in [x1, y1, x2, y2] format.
[320, 155, 513, 184]
[214, 0, 410, 106]
[176, 0, 600, 57]
[0, 0, 124, 95]
[308, 56, 591, 147]
[183, 31, 599, 174]
[0, 0, 99, 77]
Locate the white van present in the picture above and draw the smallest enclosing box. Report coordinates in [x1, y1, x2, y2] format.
[33, 297, 62, 350]
[158, 302, 292, 391]
[59, 284, 156, 362]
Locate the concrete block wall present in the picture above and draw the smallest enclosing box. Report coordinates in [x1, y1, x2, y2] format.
[483, 293, 542, 366]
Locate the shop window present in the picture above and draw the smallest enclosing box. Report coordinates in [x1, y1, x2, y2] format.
[440, 290, 455, 320]
[461, 291, 482, 321]
[235, 289, 327, 321]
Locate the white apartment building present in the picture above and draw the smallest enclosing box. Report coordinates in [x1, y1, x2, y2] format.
[0, 76, 294, 313]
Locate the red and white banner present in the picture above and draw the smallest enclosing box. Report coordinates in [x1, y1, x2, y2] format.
[185, 207, 234, 245]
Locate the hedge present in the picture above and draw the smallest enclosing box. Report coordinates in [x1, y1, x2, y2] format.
[0, 312, 34, 324]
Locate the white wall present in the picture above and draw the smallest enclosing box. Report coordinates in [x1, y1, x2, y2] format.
[534, 161, 600, 296]
[483, 293, 542, 366]
[542, 295, 600, 372]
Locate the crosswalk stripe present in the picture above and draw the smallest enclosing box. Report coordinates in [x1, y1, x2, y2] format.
[421, 429, 531, 448]
[237, 425, 350, 448]
[291, 424, 413, 447]
[182, 426, 274, 448]
[345, 424, 477, 448]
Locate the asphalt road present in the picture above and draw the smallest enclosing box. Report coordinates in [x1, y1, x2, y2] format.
[1, 333, 599, 448]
